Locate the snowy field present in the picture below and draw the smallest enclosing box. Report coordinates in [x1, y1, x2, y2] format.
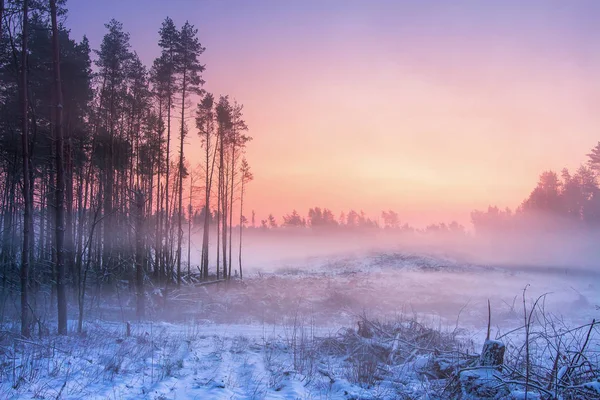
[2, 250, 599, 399]
[170, 248, 599, 332]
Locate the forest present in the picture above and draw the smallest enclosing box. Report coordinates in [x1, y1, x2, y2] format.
[0, 0, 253, 337]
[471, 144, 600, 234]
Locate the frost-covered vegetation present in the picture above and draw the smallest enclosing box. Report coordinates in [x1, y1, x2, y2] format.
[1, 307, 598, 399]
[1, 252, 599, 399]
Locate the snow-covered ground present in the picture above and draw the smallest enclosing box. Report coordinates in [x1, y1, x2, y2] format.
[167, 250, 599, 332]
[2, 251, 599, 399]
[1, 319, 448, 399]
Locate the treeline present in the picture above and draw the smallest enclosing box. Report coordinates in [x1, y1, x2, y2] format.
[472, 142, 600, 234]
[0, 1, 252, 336]
[242, 207, 466, 235]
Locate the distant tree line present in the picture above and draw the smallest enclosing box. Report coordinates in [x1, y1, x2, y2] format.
[472, 143, 600, 234]
[0, 1, 253, 336]
[247, 140, 600, 237]
[246, 207, 466, 235]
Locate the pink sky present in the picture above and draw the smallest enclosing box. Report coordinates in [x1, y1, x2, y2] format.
[67, 1, 600, 227]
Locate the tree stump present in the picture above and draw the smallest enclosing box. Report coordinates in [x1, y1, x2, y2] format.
[357, 321, 373, 338]
[480, 339, 505, 369]
[460, 368, 508, 399]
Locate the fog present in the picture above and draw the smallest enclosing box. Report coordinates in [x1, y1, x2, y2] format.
[188, 225, 600, 272]
[176, 226, 600, 331]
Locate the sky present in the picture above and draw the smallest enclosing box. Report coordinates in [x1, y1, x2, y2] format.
[65, 0, 600, 227]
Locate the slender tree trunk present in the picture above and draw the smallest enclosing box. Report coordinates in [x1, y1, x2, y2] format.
[202, 117, 218, 279]
[157, 181, 164, 279]
[228, 146, 235, 278]
[49, 163, 56, 309]
[135, 190, 145, 318]
[20, 0, 30, 338]
[220, 140, 227, 279]
[1, 174, 15, 286]
[154, 100, 163, 281]
[78, 201, 100, 334]
[27, 111, 35, 290]
[176, 71, 187, 286]
[38, 178, 45, 261]
[164, 88, 172, 283]
[187, 176, 192, 278]
[202, 129, 210, 279]
[51, 0, 68, 335]
[65, 122, 74, 295]
[216, 152, 225, 280]
[50, 0, 67, 335]
[75, 160, 92, 316]
[103, 81, 115, 284]
[0, 0, 4, 37]
[239, 178, 244, 280]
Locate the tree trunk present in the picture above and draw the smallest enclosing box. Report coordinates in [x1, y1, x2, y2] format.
[0, 0, 4, 37]
[135, 191, 145, 318]
[164, 86, 172, 284]
[78, 201, 100, 334]
[239, 179, 244, 280]
[155, 97, 163, 282]
[202, 133, 210, 279]
[176, 71, 187, 286]
[216, 156, 221, 280]
[103, 84, 115, 284]
[20, 0, 30, 338]
[228, 146, 235, 279]
[220, 143, 227, 279]
[65, 123, 74, 295]
[202, 115, 218, 279]
[51, 0, 68, 335]
[187, 176, 192, 278]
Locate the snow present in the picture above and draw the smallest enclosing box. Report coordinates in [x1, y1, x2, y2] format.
[2, 250, 599, 399]
[166, 250, 599, 333]
[2, 320, 425, 399]
[509, 390, 541, 399]
[583, 381, 600, 394]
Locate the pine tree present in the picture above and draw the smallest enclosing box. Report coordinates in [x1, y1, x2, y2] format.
[157, 17, 179, 282]
[587, 142, 600, 175]
[228, 101, 250, 278]
[174, 21, 204, 286]
[95, 19, 133, 283]
[215, 96, 232, 279]
[196, 93, 216, 279]
[238, 158, 253, 279]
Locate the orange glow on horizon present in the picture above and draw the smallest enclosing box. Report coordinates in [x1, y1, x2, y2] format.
[66, 0, 600, 228]
[195, 41, 599, 227]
